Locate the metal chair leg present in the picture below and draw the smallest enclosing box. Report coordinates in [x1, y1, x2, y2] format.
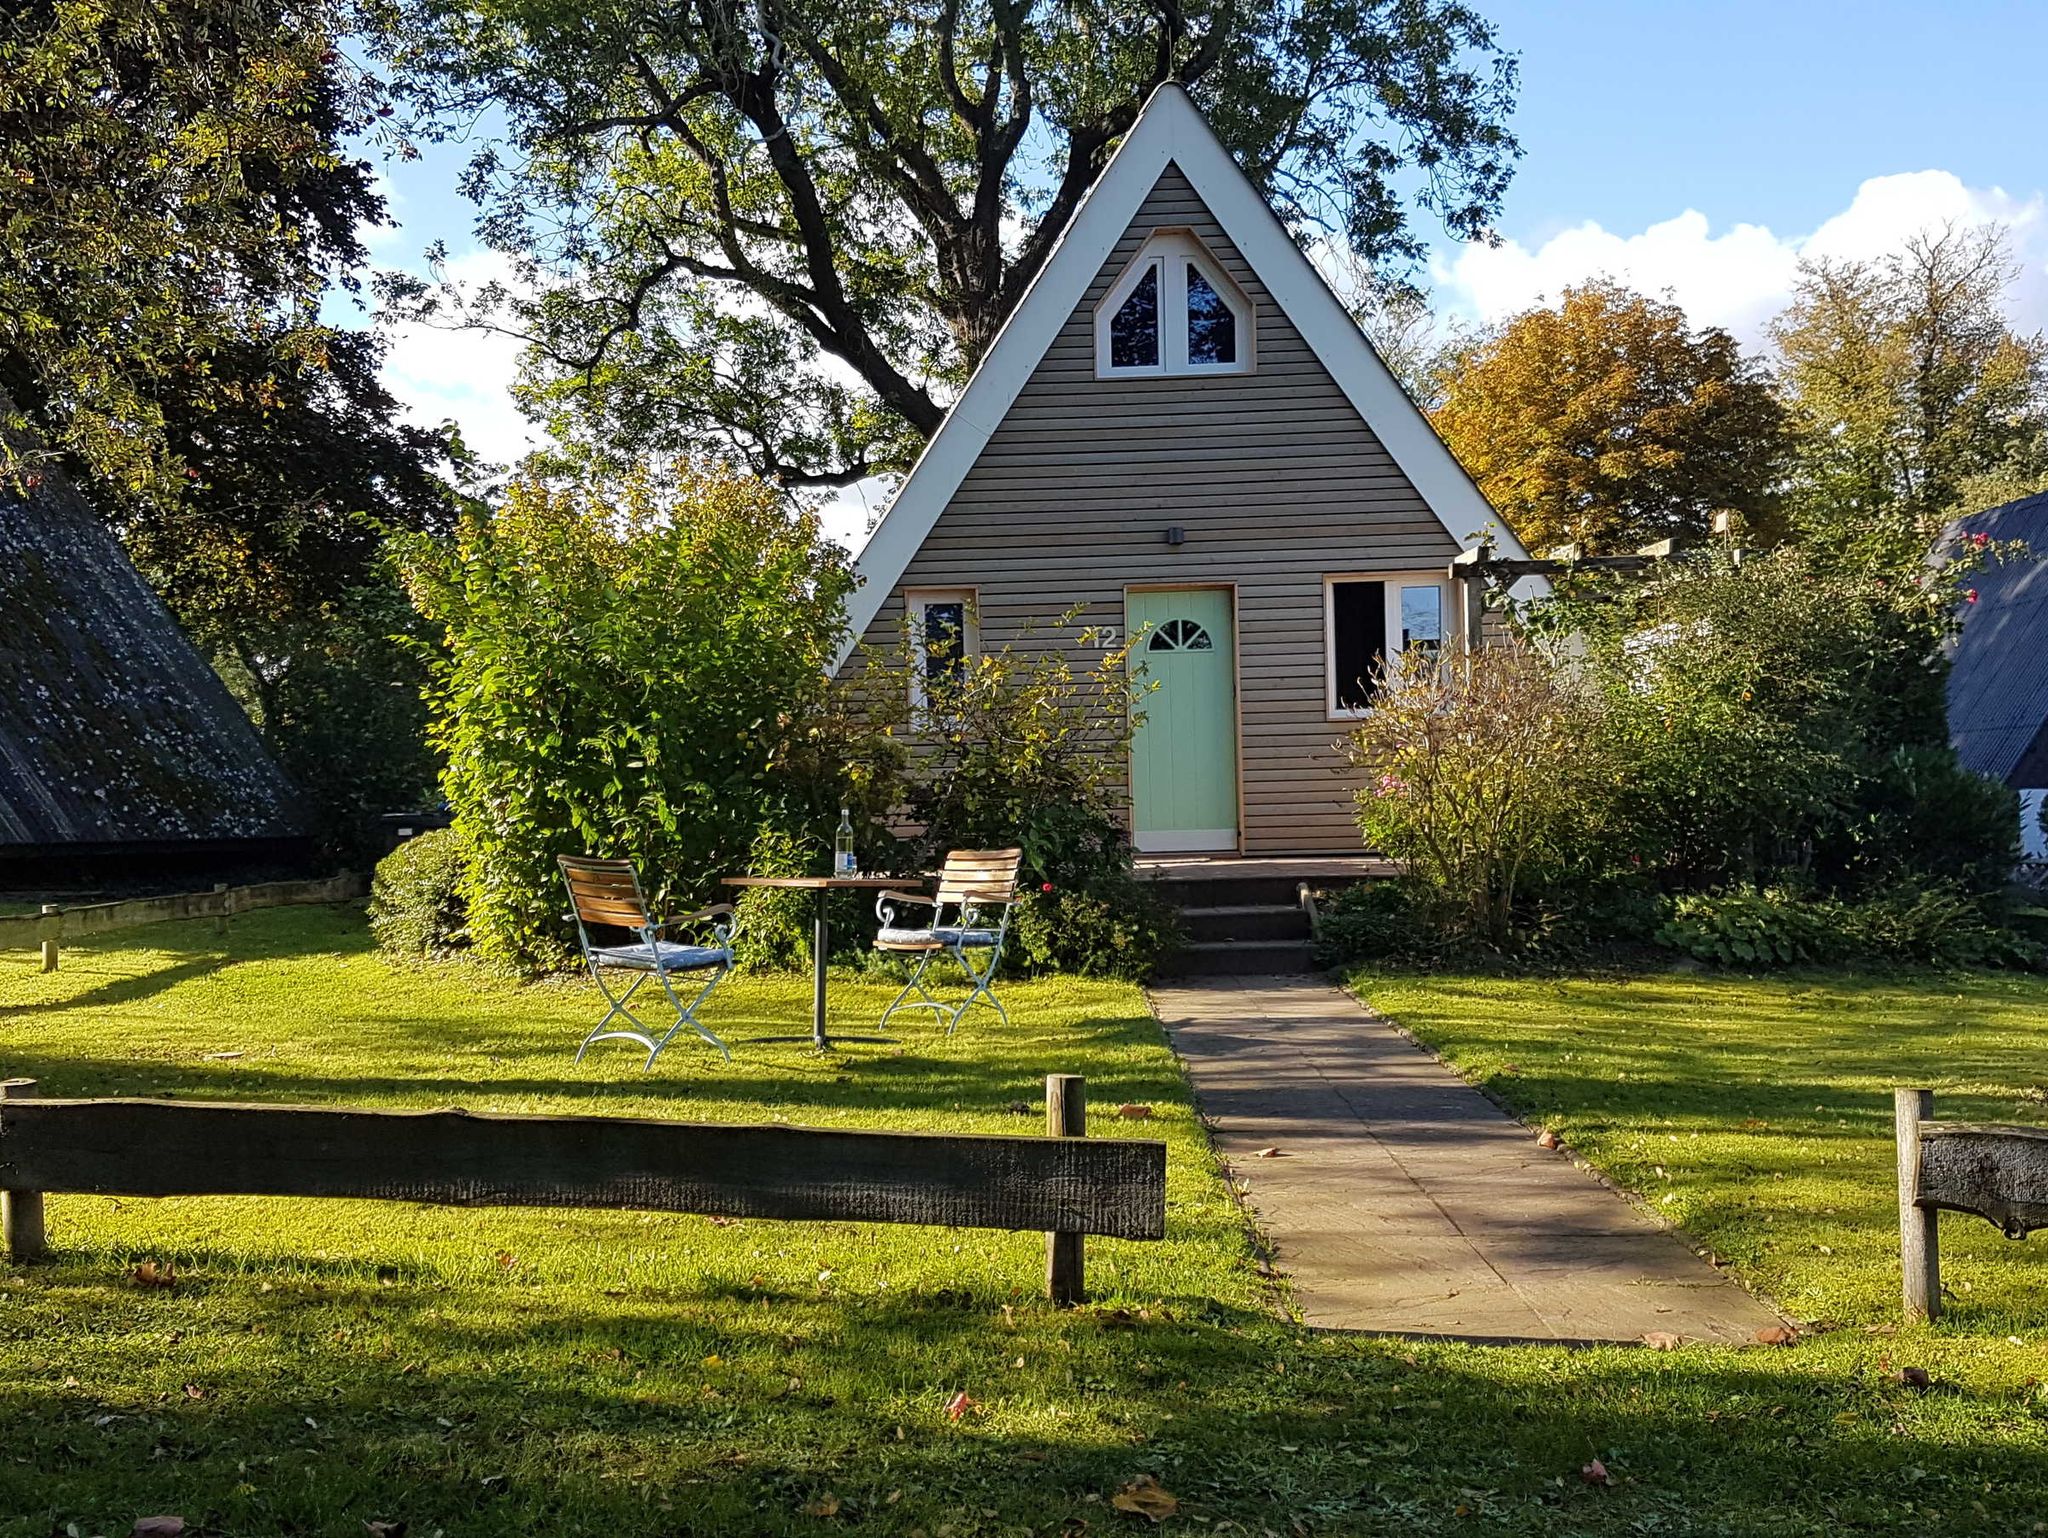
[878, 948, 950, 1029]
[647, 961, 732, 1066]
[942, 942, 1008, 1034]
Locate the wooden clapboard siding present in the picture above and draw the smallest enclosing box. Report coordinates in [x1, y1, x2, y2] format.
[855, 164, 1460, 853]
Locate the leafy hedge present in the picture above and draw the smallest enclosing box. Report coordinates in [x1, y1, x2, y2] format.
[368, 827, 471, 960]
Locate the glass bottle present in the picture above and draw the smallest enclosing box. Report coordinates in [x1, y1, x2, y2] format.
[834, 807, 857, 876]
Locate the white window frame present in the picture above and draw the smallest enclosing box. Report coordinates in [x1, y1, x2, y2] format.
[1322, 572, 1453, 720]
[905, 588, 978, 712]
[1094, 230, 1254, 379]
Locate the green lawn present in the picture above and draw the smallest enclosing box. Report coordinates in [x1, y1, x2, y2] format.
[0, 912, 2044, 1536]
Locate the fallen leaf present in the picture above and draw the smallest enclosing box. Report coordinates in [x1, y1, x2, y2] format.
[1111, 1475, 1179, 1522]
[132, 1261, 175, 1290]
[494, 1251, 518, 1270]
[1535, 1129, 1561, 1150]
[1117, 1104, 1154, 1120]
[133, 1520, 185, 1538]
[1252, 1147, 1285, 1158]
[1900, 1366, 1932, 1392]
[1641, 1331, 1683, 1351]
[363, 1523, 408, 1537]
[804, 1492, 841, 1518]
[944, 1391, 976, 1421]
[182, 1382, 204, 1400]
[1580, 1458, 1611, 1486]
[1754, 1326, 1798, 1347]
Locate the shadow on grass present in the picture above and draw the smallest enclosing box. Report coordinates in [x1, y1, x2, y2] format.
[3, 1266, 2043, 1536]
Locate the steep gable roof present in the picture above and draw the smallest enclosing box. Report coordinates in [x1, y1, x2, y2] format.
[0, 458, 303, 847]
[1946, 492, 2048, 786]
[844, 82, 1530, 652]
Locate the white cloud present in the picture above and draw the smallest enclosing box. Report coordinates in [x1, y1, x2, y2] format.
[376, 249, 547, 470]
[1434, 171, 2048, 345]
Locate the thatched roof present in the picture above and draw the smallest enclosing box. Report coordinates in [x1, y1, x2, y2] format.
[0, 458, 303, 846]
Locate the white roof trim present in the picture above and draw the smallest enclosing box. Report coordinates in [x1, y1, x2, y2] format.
[838, 82, 1532, 666]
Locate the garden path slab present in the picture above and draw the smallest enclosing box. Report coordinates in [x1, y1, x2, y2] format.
[1153, 974, 1786, 1345]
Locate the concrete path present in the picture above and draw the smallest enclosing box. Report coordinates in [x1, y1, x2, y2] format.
[1155, 975, 1785, 1345]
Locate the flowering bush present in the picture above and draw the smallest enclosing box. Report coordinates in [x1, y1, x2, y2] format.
[1348, 639, 1616, 950]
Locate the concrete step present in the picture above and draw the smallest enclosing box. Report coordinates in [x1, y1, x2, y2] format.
[1148, 874, 1315, 909]
[1178, 903, 1311, 945]
[1159, 938, 1316, 977]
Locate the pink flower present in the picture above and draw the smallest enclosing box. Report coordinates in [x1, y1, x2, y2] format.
[1040, 881, 1055, 894]
[1971, 531, 1990, 548]
[1966, 588, 1980, 604]
[1375, 772, 1407, 797]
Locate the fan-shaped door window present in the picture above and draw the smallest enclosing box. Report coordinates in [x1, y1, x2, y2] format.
[1095, 232, 1252, 377]
[1146, 617, 1215, 652]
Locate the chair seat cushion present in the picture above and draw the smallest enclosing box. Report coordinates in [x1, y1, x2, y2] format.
[591, 941, 732, 971]
[877, 926, 1001, 949]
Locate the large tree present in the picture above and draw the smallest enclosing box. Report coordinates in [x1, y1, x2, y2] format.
[1771, 223, 2048, 558]
[0, 0, 396, 493]
[387, 0, 1521, 485]
[1431, 279, 1787, 553]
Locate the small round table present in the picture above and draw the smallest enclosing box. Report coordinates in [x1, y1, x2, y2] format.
[721, 875, 902, 1051]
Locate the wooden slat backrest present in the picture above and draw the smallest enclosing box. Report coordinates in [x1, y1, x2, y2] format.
[559, 856, 652, 929]
[935, 848, 1022, 906]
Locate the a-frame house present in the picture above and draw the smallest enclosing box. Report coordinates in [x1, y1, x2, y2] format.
[841, 84, 1530, 856]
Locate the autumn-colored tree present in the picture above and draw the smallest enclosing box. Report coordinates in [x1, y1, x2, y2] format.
[1432, 280, 1787, 553]
[1771, 223, 2048, 563]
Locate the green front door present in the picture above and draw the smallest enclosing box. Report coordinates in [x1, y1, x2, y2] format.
[1127, 588, 1239, 852]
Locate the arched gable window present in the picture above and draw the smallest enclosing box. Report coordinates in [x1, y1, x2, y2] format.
[1094, 231, 1253, 378]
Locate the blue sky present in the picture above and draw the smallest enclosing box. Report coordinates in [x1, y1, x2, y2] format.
[363, 2, 2048, 523]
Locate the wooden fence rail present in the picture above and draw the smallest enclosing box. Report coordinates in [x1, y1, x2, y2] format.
[1, 871, 367, 971]
[1894, 1086, 2048, 1321]
[0, 1075, 1165, 1303]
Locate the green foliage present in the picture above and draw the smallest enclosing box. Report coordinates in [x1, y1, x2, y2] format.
[1309, 879, 1438, 968]
[368, 827, 472, 959]
[1772, 223, 2048, 558]
[1347, 639, 1617, 951]
[397, 463, 855, 971]
[388, 0, 1518, 486]
[854, 607, 1175, 978]
[1655, 882, 2035, 970]
[0, 0, 395, 495]
[1558, 546, 1953, 886]
[1823, 744, 2019, 897]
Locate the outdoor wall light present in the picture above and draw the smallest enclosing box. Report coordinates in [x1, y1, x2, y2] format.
[1164, 525, 1186, 546]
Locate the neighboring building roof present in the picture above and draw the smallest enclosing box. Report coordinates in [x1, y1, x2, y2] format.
[842, 82, 1533, 660]
[0, 457, 303, 846]
[1945, 491, 2048, 787]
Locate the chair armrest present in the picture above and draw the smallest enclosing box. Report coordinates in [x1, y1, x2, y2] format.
[875, 889, 936, 907]
[658, 902, 735, 929]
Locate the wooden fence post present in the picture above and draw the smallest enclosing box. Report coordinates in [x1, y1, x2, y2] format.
[1896, 1087, 1940, 1322]
[37, 905, 59, 973]
[1046, 1073, 1086, 1305]
[1, 1079, 47, 1263]
[213, 882, 230, 940]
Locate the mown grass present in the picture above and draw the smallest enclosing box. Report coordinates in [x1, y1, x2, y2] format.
[0, 912, 2044, 1536]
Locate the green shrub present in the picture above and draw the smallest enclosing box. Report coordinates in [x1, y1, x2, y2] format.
[855, 607, 1178, 979]
[1824, 745, 2019, 895]
[395, 464, 857, 972]
[1310, 880, 1438, 967]
[1347, 639, 1617, 951]
[1010, 869, 1179, 982]
[1655, 887, 1848, 966]
[1655, 882, 2037, 969]
[368, 827, 471, 960]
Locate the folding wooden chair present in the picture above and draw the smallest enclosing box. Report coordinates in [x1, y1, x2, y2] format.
[873, 848, 1023, 1033]
[558, 855, 734, 1067]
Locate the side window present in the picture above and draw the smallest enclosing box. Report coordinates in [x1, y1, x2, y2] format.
[1326, 575, 1452, 716]
[1186, 263, 1236, 366]
[1328, 580, 1385, 713]
[907, 590, 976, 709]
